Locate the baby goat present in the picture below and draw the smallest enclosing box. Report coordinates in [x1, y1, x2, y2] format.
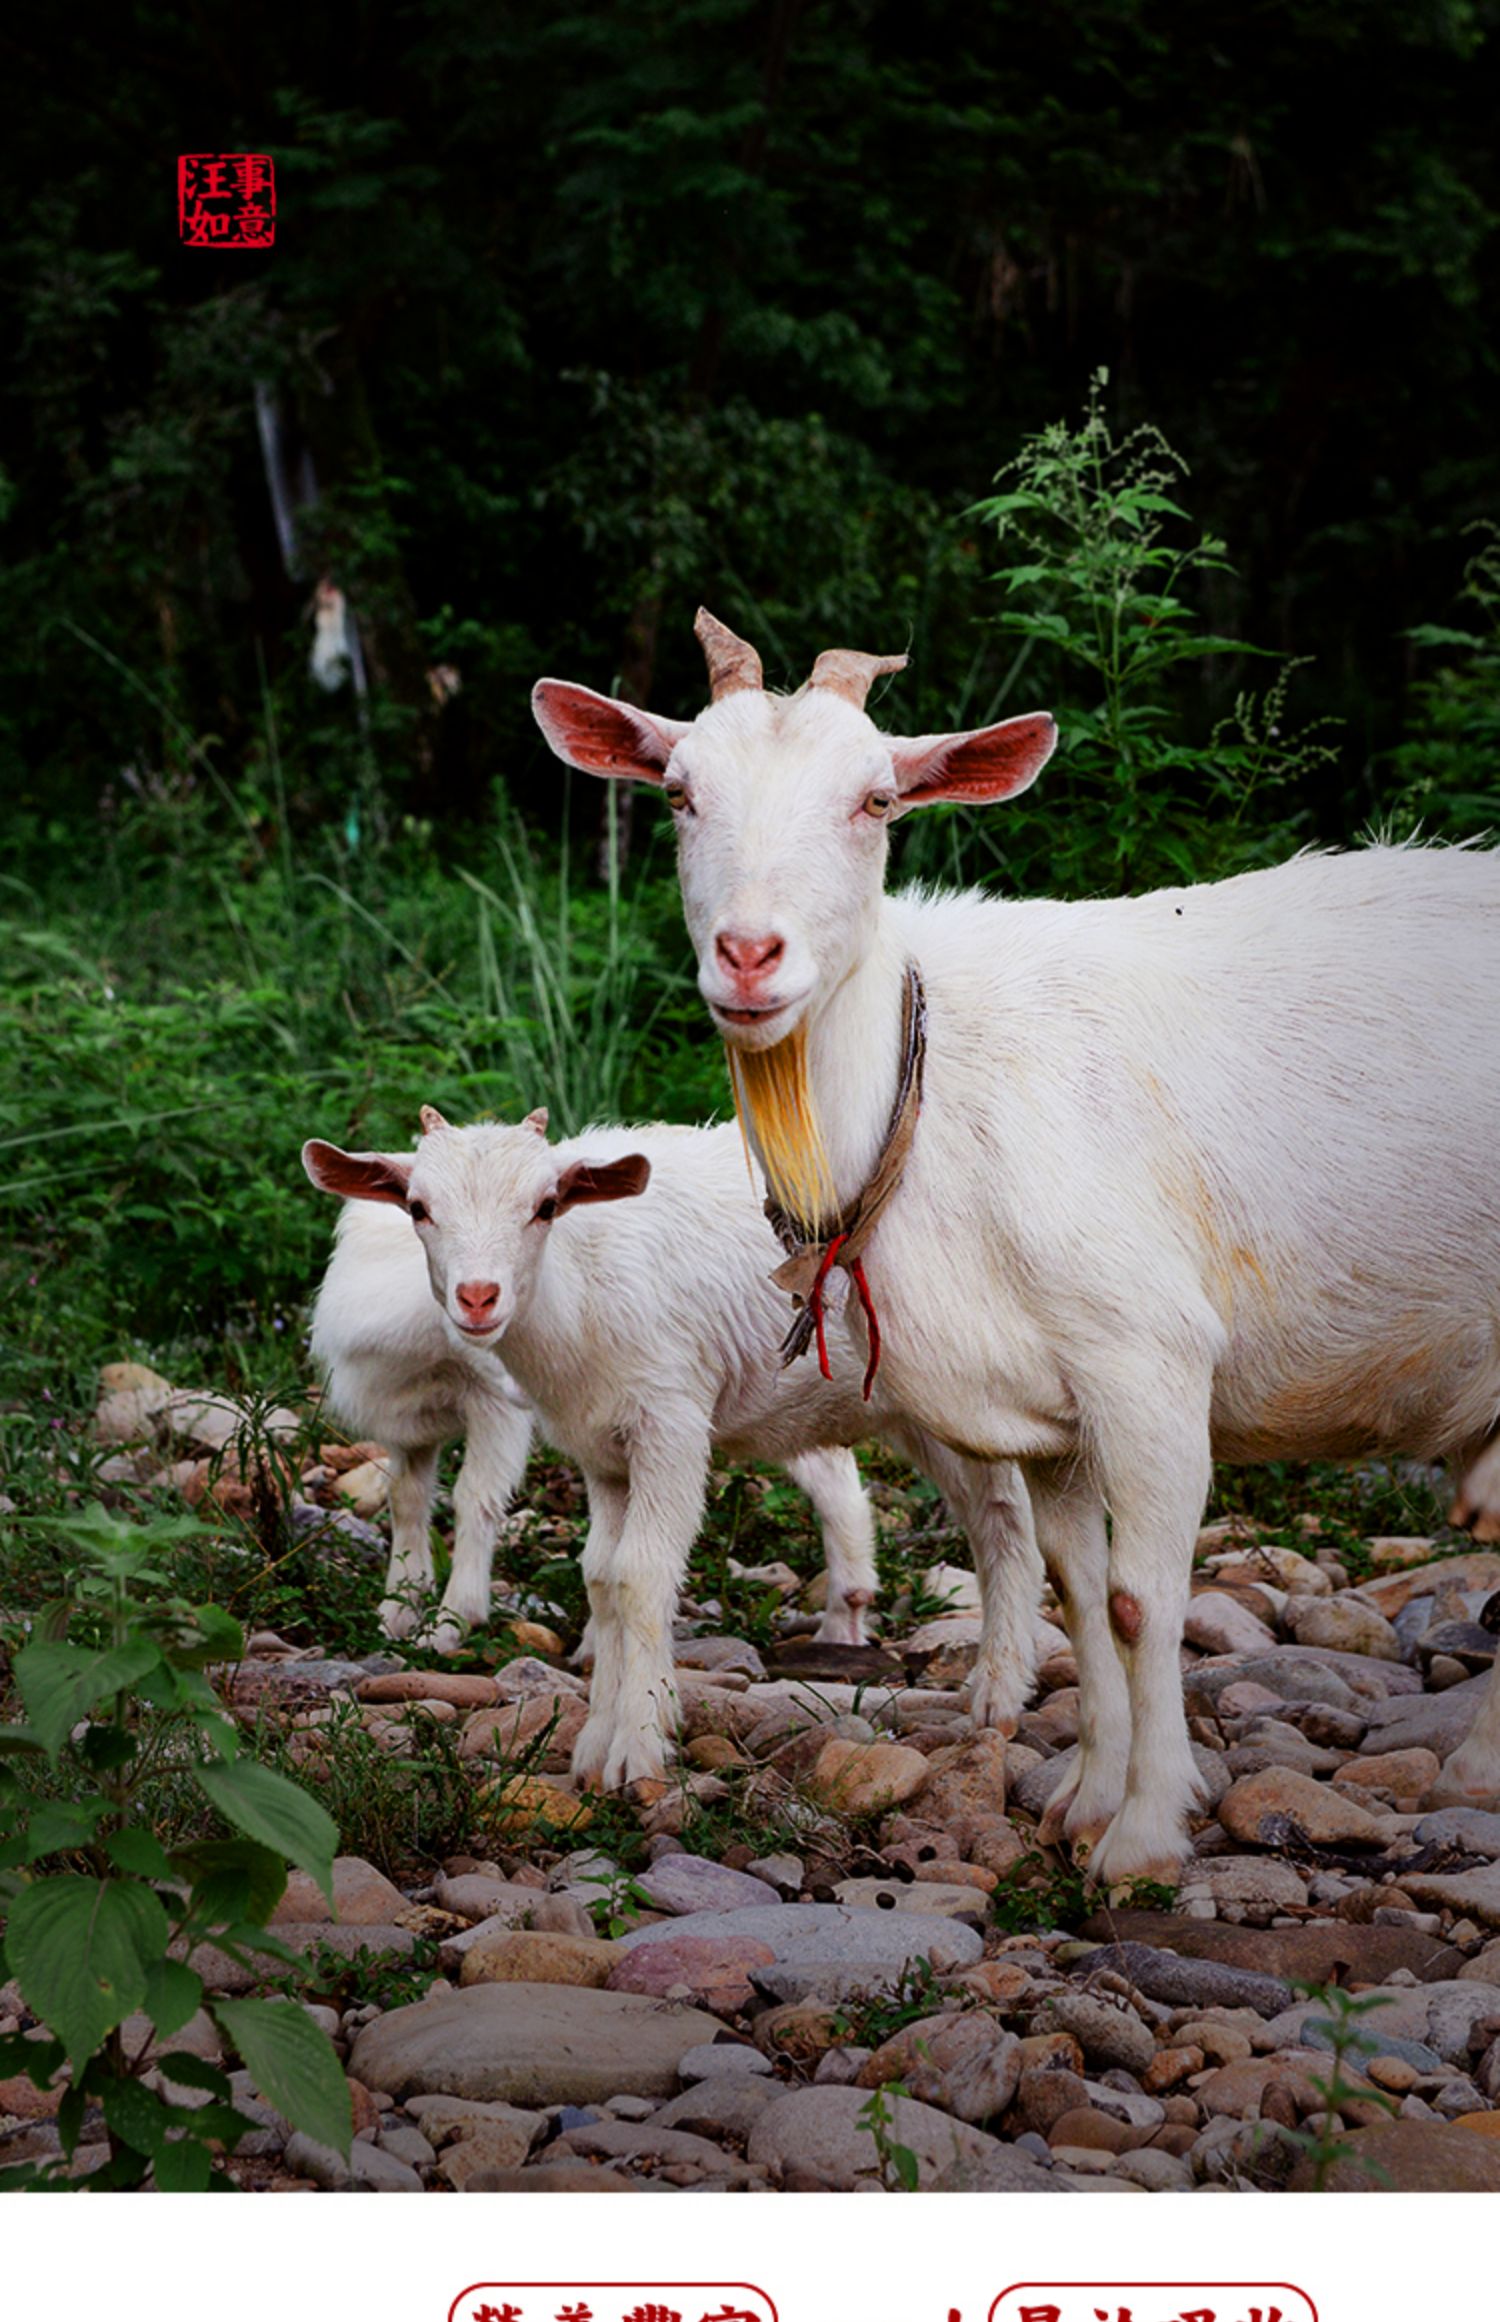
[304, 1106, 1043, 1790]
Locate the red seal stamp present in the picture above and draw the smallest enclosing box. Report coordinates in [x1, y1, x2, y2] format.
[177, 155, 275, 248]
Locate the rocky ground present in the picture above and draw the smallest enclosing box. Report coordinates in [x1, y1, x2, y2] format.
[5, 1365, 1500, 2192]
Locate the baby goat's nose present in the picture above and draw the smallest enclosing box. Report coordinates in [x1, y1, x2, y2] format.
[455, 1279, 501, 1323]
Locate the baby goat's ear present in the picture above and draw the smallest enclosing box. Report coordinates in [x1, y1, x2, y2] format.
[522, 1107, 550, 1138]
[302, 1139, 413, 1206]
[553, 1154, 651, 1212]
[419, 1104, 452, 1135]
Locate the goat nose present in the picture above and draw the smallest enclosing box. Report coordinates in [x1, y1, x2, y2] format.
[716, 929, 784, 976]
[455, 1279, 500, 1321]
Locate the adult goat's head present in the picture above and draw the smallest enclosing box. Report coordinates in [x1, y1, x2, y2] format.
[532, 610, 1057, 1051]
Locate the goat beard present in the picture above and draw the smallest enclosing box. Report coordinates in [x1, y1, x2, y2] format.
[726, 1023, 840, 1232]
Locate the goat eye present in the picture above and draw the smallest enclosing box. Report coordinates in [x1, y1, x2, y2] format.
[407, 1199, 429, 1224]
[534, 1195, 558, 1223]
[663, 780, 693, 815]
[862, 790, 896, 820]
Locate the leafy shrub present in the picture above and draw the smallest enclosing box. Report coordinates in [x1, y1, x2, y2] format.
[929, 371, 1339, 900]
[1387, 522, 1500, 839]
[0, 1505, 351, 2189]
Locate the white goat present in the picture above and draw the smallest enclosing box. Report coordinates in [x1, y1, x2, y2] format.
[304, 1107, 1044, 1789]
[533, 612, 1500, 1869]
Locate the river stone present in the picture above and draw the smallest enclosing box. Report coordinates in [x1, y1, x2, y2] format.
[1176, 1855, 1309, 1913]
[611, 1900, 984, 1974]
[261, 1859, 403, 1934]
[634, 1852, 780, 1915]
[831, 1878, 987, 1919]
[284, 2132, 423, 2191]
[650, 2077, 782, 2139]
[745, 2082, 1007, 2189]
[1031, 1991, 1155, 2076]
[1264, 1982, 1500, 2066]
[1010, 1751, 1075, 1818]
[1416, 1807, 1500, 1859]
[673, 1636, 767, 1678]
[1070, 1940, 1293, 2017]
[1285, 1596, 1402, 1660]
[348, 1983, 721, 2105]
[1293, 2117, 1500, 2190]
[1333, 1747, 1441, 1799]
[1184, 1593, 1279, 1655]
[606, 1936, 777, 2012]
[1190, 1654, 1358, 1710]
[806, 1737, 931, 1812]
[1218, 1765, 1387, 1847]
[913, 1731, 1010, 1826]
[459, 1932, 619, 1989]
[676, 2041, 773, 2081]
[1359, 1671, 1491, 1756]
[1397, 1862, 1500, 1928]
[494, 1656, 588, 1703]
[1297, 2019, 1442, 2074]
[856, 2013, 1022, 2123]
[1078, 1910, 1463, 1986]
[1353, 1552, 1500, 1619]
[555, 2118, 762, 2183]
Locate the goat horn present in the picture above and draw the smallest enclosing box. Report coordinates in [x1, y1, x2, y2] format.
[806, 647, 909, 709]
[694, 607, 764, 701]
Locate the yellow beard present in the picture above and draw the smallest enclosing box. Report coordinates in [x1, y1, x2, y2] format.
[726, 1024, 840, 1231]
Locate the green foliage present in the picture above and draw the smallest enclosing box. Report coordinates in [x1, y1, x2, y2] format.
[856, 2078, 921, 2191]
[0, 1506, 351, 2189]
[1388, 524, 1500, 839]
[575, 1866, 659, 1941]
[963, 374, 1338, 896]
[989, 1850, 1177, 1935]
[831, 1955, 949, 2052]
[285, 1935, 440, 2017]
[1280, 1982, 1400, 2191]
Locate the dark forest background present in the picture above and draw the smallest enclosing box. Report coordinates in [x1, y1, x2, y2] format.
[2, 0, 1499, 1368]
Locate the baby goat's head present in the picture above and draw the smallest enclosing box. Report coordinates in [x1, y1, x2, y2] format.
[532, 609, 1058, 1052]
[302, 1106, 650, 1349]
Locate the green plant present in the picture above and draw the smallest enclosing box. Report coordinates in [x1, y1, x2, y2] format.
[964, 371, 1336, 897]
[1282, 1982, 1399, 2191]
[0, 1504, 352, 2189]
[575, 1865, 658, 1940]
[857, 2077, 921, 2191]
[831, 1956, 950, 2052]
[286, 1934, 441, 2017]
[1387, 522, 1500, 839]
[989, 1850, 1178, 1934]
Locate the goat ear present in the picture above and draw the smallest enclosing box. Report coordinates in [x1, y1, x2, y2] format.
[419, 1104, 451, 1135]
[522, 1107, 550, 1138]
[553, 1154, 652, 1212]
[302, 1140, 412, 1206]
[887, 712, 1057, 811]
[531, 680, 690, 783]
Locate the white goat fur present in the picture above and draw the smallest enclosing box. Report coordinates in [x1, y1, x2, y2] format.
[305, 1113, 1044, 1788]
[534, 659, 1500, 1868]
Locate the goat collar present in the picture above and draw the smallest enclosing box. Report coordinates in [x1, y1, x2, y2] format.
[764, 960, 927, 1400]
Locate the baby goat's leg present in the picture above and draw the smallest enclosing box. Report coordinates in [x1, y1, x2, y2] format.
[785, 1446, 877, 1645]
[573, 1421, 707, 1792]
[380, 1444, 441, 1640]
[429, 1395, 534, 1655]
[944, 1453, 1046, 1736]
